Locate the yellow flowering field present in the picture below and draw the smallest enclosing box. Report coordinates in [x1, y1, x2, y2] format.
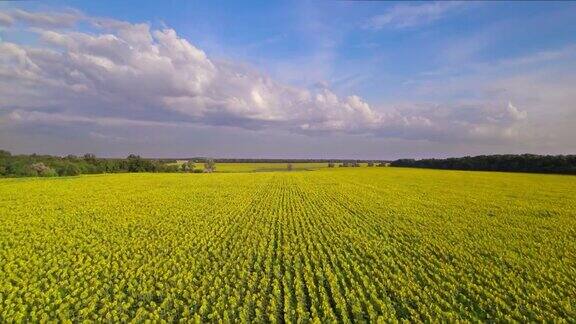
[0, 168, 575, 322]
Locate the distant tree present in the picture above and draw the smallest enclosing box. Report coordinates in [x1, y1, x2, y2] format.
[0, 149, 11, 158]
[204, 159, 216, 173]
[19, 165, 38, 177]
[30, 162, 57, 177]
[158, 164, 179, 173]
[328, 162, 335, 168]
[126, 154, 159, 172]
[83, 153, 97, 164]
[57, 163, 81, 176]
[30, 162, 50, 174]
[180, 161, 196, 172]
[0, 151, 7, 176]
[367, 161, 374, 167]
[127, 154, 141, 172]
[390, 154, 576, 174]
[41, 168, 58, 177]
[7, 152, 394, 177]
[287, 163, 293, 171]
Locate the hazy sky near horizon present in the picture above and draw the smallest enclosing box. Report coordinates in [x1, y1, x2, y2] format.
[1, 1, 575, 159]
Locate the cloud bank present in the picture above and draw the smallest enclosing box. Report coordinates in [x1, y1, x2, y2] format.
[1, 9, 528, 145]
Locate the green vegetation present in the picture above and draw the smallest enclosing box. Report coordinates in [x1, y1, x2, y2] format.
[0, 150, 181, 177]
[393, 154, 576, 174]
[0, 149, 370, 177]
[9, 149, 574, 178]
[1, 168, 574, 322]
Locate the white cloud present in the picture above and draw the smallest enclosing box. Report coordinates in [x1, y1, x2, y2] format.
[0, 9, 528, 145]
[2, 110, 193, 128]
[507, 102, 527, 121]
[7, 9, 82, 28]
[0, 12, 14, 27]
[365, 1, 465, 30]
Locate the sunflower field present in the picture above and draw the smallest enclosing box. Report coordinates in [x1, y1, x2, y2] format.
[0, 168, 575, 322]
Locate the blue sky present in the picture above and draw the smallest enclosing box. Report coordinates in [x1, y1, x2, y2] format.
[1, 1, 575, 158]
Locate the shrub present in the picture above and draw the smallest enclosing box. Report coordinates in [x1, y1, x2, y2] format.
[57, 163, 81, 176]
[39, 167, 58, 177]
[29, 163, 57, 177]
[161, 165, 180, 173]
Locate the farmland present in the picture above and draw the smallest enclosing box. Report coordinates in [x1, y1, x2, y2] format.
[216, 162, 330, 173]
[166, 162, 330, 173]
[0, 167, 575, 322]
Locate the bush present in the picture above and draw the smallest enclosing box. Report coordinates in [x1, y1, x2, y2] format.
[57, 163, 81, 176]
[161, 165, 180, 173]
[14, 165, 38, 177]
[28, 162, 56, 177]
[39, 167, 58, 177]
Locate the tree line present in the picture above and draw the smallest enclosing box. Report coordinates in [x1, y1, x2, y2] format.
[3, 149, 574, 177]
[391, 154, 576, 175]
[0, 150, 216, 177]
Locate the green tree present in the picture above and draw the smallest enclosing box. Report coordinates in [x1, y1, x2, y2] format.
[30, 162, 57, 177]
[204, 159, 216, 173]
[83, 153, 97, 164]
[57, 163, 81, 176]
[0, 149, 11, 158]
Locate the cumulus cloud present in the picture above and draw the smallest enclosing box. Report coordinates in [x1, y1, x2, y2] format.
[0, 9, 527, 144]
[365, 1, 465, 30]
